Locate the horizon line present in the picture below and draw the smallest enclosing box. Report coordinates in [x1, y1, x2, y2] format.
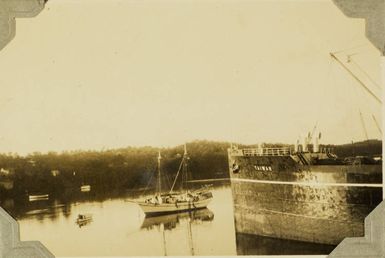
[0, 138, 381, 157]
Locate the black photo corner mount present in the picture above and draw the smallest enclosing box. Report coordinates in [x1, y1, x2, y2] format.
[0, 0, 383, 257]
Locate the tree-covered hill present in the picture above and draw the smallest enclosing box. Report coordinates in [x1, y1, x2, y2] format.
[0, 139, 381, 198]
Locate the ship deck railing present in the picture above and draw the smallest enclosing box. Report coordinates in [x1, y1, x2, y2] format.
[230, 147, 292, 156]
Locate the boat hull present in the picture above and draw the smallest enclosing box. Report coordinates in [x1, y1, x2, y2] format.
[138, 198, 212, 217]
[228, 152, 382, 246]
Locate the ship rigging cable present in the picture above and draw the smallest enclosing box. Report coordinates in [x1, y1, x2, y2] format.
[359, 109, 369, 140]
[329, 52, 382, 104]
[169, 149, 186, 193]
[347, 54, 382, 90]
[330, 50, 382, 140]
[372, 114, 382, 134]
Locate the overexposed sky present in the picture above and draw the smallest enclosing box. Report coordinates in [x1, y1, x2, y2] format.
[0, 0, 382, 155]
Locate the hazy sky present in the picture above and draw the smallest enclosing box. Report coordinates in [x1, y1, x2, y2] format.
[0, 0, 382, 155]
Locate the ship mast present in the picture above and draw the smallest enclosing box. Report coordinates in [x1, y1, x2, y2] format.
[169, 144, 189, 193]
[182, 144, 188, 191]
[157, 151, 162, 195]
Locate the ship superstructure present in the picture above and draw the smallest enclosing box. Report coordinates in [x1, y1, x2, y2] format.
[228, 50, 382, 252]
[228, 136, 382, 248]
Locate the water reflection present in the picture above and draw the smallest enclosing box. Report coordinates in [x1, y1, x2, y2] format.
[141, 208, 214, 231]
[2, 185, 236, 256]
[1, 198, 71, 222]
[0, 183, 344, 256]
[0, 183, 338, 256]
[141, 208, 215, 256]
[1, 186, 141, 222]
[236, 233, 336, 255]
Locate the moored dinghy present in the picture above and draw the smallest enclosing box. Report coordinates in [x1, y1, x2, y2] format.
[76, 213, 93, 227]
[28, 194, 49, 202]
[80, 185, 91, 192]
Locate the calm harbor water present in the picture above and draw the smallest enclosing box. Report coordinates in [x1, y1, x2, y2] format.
[1, 182, 336, 256]
[4, 185, 237, 256]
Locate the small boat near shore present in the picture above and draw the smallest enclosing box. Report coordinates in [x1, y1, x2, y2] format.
[137, 145, 213, 217]
[76, 214, 93, 227]
[28, 194, 49, 202]
[80, 185, 91, 192]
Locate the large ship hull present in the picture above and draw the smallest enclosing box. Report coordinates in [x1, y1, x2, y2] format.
[228, 150, 382, 247]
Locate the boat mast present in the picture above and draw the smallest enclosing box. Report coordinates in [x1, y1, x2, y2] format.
[182, 144, 188, 191]
[169, 144, 188, 193]
[157, 151, 162, 195]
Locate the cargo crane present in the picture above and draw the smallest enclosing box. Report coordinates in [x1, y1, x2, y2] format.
[329, 52, 381, 104]
[347, 54, 382, 90]
[306, 123, 321, 153]
[330, 52, 382, 141]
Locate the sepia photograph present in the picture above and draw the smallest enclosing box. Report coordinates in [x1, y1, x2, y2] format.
[0, 0, 383, 256]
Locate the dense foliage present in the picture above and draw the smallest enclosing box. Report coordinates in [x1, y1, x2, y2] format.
[323, 139, 382, 158]
[0, 139, 381, 198]
[0, 141, 230, 197]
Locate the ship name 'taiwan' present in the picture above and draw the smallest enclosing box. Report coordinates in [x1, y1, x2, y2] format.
[228, 133, 382, 249]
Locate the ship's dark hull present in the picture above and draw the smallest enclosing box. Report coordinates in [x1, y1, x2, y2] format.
[235, 232, 336, 255]
[228, 154, 382, 247]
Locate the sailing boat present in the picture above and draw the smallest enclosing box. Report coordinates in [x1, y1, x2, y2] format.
[137, 144, 213, 217]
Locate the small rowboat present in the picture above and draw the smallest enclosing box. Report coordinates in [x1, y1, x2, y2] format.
[80, 185, 91, 192]
[76, 214, 93, 227]
[28, 194, 49, 202]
